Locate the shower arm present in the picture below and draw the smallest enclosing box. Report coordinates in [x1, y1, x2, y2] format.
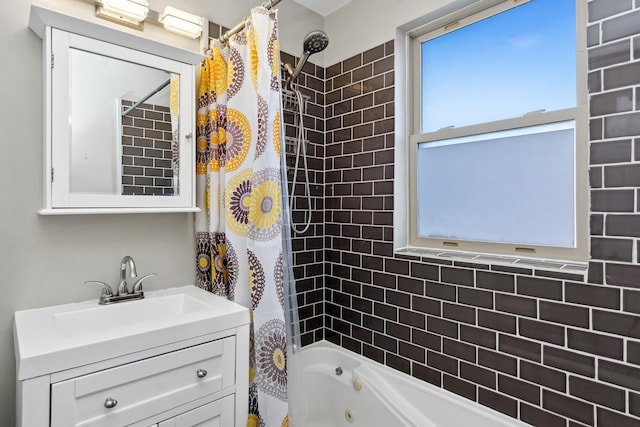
[284, 51, 311, 89]
[283, 63, 295, 78]
[219, 0, 283, 45]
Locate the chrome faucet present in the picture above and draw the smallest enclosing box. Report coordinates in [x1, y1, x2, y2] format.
[85, 256, 155, 304]
[118, 255, 138, 295]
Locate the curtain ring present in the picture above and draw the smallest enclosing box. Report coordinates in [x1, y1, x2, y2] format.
[242, 16, 252, 33]
[204, 39, 215, 57]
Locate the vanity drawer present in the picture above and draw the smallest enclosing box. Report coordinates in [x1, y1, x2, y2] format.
[50, 337, 236, 427]
[158, 395, 234, 426]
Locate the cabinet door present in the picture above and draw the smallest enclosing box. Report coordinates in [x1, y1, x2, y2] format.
[51, 337, 235, 427]
[158, 395, 234, 427]
[45, 28, 196, 213]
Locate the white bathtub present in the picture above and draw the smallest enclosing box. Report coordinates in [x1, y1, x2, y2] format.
[288, 341, 528, 427]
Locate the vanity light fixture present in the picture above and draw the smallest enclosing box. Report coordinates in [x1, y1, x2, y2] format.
[160, 6, 203, 39]
[95, 0, 149, 30]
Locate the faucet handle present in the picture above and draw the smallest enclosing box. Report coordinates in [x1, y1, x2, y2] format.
[132, 274, 156, 294]
[85, 281, 114, 297]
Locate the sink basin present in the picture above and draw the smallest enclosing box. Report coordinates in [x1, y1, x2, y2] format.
[54, 292, 210, 337]
[14, 285, 250, 380]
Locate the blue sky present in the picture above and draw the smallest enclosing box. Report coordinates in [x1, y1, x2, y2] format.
[421, 0, 576, 132]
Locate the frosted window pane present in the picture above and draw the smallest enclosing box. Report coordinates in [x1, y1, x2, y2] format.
[421, 0, 576, 133]
[417, 122, 575, 247]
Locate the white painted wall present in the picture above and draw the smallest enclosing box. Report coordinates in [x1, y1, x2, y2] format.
[0, 0, 321, 425]
[323, 0, 454, 66]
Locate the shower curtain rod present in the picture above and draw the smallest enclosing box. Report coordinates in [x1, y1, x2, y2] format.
[219, 0, 283, 45]
[121, 78, 171, 117]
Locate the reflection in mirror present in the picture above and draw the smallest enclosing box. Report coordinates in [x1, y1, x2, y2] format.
[69, 48, 180, 196]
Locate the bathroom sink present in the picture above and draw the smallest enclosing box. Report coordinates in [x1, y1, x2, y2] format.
[14, 285, 249, 380]
[53, 292, 210, 337]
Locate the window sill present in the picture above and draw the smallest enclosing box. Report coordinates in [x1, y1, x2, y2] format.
[396, 247, 588, 279]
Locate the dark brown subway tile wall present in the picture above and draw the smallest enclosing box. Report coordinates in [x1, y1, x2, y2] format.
[319, 2, 640, 427]
[120, 101, 175, 196]
[279, 51, 326, 346]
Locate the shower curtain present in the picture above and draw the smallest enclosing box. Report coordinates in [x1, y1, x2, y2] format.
[169, 73, 180, 192]
[195, 6, 289, 427]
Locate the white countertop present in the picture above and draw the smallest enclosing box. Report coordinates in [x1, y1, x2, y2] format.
[14, 285, 250, 380]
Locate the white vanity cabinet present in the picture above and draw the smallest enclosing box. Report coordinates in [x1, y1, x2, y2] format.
[14, 286, 250, 427]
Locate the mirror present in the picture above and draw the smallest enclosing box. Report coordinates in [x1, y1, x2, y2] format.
[27, 1, 206, 215]
[69, 48, 179, 196]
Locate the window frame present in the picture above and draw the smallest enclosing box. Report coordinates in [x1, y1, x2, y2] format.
[405, 0, 589, 262]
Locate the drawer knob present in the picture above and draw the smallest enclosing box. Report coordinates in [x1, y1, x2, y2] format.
[104, 397, 118, 409]
[196, 368, 208, 378]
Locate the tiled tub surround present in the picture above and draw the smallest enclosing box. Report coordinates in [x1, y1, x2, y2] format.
[121, 100, 175, 196]
[280, 51, 326, 347]
[320, 3, 640, 427]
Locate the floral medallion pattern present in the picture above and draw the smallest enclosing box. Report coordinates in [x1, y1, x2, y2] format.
[195, 231, 227, 296]
[274, 252, 285, 309]
[256, 319, 287, 401]
[196, 114, 212, 175]
[224, 239, 238, 301]
[212, 104, 227, 172]
[211, 44, 228, 95]
[248, 168, 282, 242]
[225, 108, 251, 172]
[256, 95, 268, 159]
[195, 231, 213, 291]
[212, 238, 229, 296]
[224, 168, 253, 236]
[227, 48, 245, 100]
[249, 249, 266, 309]
[268, 25, 280, 92]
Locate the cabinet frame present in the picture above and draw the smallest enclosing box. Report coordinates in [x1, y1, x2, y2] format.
[29, 4, 204, 215]
[49, 29, 196, 210]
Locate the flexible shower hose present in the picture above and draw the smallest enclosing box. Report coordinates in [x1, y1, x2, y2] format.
[289, 85, 313, 235]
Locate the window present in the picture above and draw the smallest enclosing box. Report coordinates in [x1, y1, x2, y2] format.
[405, 0, 587, 261]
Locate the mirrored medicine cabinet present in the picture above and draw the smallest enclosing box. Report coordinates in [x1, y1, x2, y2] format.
[29, 5, 204, 214]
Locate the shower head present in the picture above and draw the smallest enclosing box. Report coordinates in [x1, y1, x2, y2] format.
[285, 30, 329, 88]
[303, 30, 330, 54]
